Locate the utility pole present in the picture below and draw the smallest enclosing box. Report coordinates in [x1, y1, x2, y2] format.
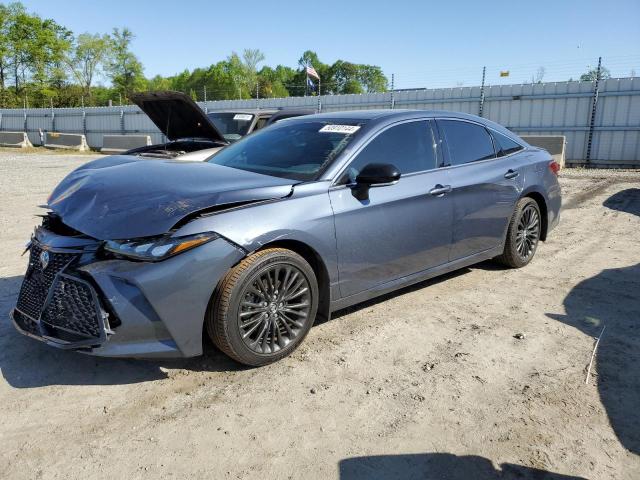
[256, 81, 260, 109]
[585, 56, 602, 166]
[479, 66, 486, 117]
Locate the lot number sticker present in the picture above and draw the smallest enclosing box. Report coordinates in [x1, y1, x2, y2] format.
[319, 125, 360, 134]
[233, 114, 253, 121]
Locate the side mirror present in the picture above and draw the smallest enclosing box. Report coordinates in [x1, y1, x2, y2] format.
[355, 163, 401, 186]
[351, 163, 401, 201]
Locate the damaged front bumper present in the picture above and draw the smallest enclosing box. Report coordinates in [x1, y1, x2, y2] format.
[11, 227, 245, 358]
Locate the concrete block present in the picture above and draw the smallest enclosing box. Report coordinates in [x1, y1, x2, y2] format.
[44, 132, 89, 151]
[101, 135, 152, 154]
[0, 131, 33, 148]
[521, 135, 566, 168]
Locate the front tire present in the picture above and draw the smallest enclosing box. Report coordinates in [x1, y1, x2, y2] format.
[496, 197, 541, 268]
[207, 248, 318, 366]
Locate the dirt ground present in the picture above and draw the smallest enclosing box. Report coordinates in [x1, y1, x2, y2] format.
[0, 151, 638, 480]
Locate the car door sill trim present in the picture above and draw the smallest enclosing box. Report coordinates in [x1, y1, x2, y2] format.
[330, 246, 502, 313]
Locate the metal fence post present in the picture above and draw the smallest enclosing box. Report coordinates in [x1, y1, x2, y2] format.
[50, 99, 56, 132]
[585, 56, 602, 166]
[479, 66, 486, 117]
[390, 73, 395, 109]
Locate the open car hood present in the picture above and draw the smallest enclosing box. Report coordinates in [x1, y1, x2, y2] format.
[130, 91, 227, 143]
[47, 155, 294, 240]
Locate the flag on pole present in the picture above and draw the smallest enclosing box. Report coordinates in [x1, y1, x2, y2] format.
[306, 65, 320, 80]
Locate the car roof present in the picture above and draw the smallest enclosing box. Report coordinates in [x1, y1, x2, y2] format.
[298, 109, 482, 121]
[289, 109, 517, 138]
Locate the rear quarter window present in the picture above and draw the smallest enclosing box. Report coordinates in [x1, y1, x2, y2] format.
[491, 130, 524, 156]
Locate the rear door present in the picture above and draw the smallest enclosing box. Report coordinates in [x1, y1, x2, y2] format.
[436, 119, 524, 261]
[329, 119, 453, 298]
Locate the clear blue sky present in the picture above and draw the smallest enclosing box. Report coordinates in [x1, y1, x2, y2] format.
[19, 0, 640, 88]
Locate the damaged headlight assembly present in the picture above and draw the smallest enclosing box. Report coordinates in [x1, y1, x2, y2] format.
[104, 232, 219, 261]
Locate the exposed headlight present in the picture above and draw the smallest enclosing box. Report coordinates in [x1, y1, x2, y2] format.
[104, 232, 219, 261]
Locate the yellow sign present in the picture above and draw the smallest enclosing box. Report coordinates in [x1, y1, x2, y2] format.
[500, 71, 510, 77]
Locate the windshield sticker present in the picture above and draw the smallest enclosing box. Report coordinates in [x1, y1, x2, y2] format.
[319, 125, 360, 134]
[233, 114, 253, 121]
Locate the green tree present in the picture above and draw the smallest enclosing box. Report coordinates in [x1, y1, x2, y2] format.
[146, 74, 172, 91]
[226, 52, 251, 99]
[0, 3, 12, 92]
[65, 32, 111, 100]
[291, 51, 388, 96]
[242, 48, 264, 97]
[106, 27, 145, 100]
[358, 65, 388, 93]
[580, 65, 611, 82]
[330, 60, 364, 94]
[3, 2, 71, 106]
[257, 65, 294, 98]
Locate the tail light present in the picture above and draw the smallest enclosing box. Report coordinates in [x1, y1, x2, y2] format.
[549, 160, 561, 175]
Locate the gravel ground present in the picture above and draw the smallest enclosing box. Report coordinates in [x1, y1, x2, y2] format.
[0, 151, 639, 480]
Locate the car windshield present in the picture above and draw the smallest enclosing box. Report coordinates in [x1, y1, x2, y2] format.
[207, 112, 255, 142]
[207, 120, 364, 181]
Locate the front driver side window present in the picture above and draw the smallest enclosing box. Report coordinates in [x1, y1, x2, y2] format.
[340, 120, 435, 184]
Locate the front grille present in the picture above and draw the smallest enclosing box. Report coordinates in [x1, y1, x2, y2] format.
[41, 275, 102, 339]
[13, 309, 39, 335]
[16, 242, 76, 319]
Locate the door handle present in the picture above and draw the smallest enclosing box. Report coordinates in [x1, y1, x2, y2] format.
[429, 184, 452, 196]
[504, 169, 519, 179]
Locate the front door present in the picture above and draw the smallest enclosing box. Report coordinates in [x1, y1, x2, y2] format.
[329, 120, 453, 298]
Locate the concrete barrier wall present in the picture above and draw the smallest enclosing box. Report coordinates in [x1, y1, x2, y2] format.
[44, 132, 89, 151]
[101, 135, 152, 154]
[521, 135, 566, 168]
[0, 131, 32, 148]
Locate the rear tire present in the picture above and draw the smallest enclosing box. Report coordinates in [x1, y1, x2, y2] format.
[496, 197, 541, 268]
[207, 248, 318, 366]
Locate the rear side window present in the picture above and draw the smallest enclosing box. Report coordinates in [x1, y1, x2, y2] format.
[341, 120, 436, 183]
[438, 119, 496, 166]
[492, 130, 524, 156]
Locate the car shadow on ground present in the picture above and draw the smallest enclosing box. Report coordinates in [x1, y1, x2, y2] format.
[0, 274, 244, 389]
[546, 188, 640, 456]
[328, 268, 472, 322]
[338, 453, 586, 479]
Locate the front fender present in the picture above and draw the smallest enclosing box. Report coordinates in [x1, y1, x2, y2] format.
[174, 182, 340, 297]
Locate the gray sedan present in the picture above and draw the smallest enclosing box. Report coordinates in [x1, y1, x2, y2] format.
[11, 110, 561, 366]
